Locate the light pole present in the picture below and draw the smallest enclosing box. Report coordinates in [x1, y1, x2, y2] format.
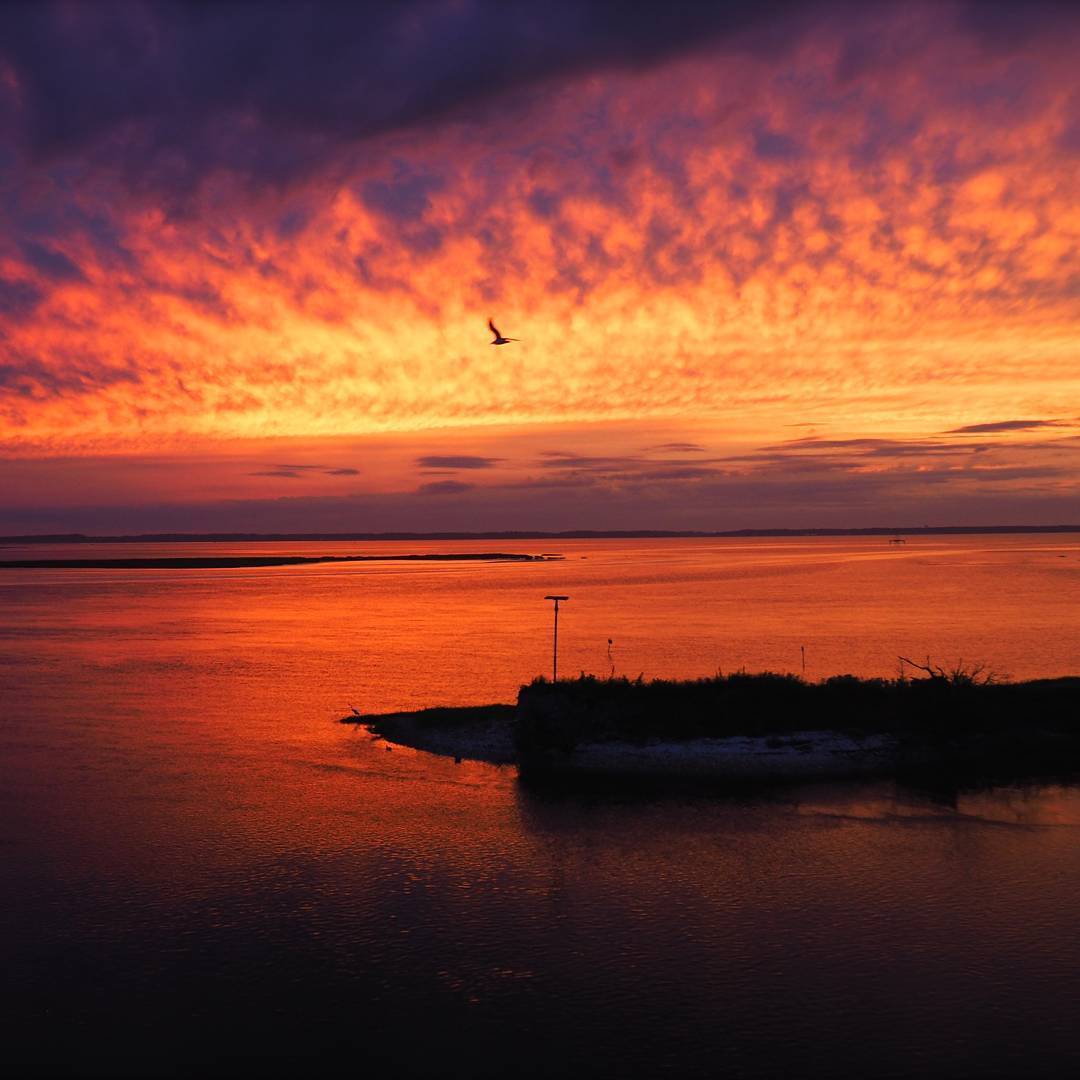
[544, 595, 569, 682]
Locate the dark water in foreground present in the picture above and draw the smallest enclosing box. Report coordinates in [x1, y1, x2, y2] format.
[2, 538, 1080, 1076]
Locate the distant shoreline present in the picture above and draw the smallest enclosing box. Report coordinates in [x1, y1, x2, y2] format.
[0, 552, 561, 570]
[1, 525, 1078, 544]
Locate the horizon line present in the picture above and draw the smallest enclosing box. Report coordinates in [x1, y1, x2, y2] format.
[2, 525, 1079, 544]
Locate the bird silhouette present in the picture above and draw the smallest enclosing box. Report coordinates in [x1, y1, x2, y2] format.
[488, 318, 518, 345]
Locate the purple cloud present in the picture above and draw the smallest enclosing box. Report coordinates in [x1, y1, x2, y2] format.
[416, 455, 502, 469]
[19, 242, 87, 283]
[417, 480, 475, 496]
[946, 419, 1062, 434]
[645, 442, 707, 453]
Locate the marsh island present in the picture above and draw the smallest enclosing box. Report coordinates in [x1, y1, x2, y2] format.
[348, 670, 1080, 781]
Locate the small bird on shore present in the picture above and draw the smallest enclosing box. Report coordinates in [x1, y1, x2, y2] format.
[488, 318, 518, 345]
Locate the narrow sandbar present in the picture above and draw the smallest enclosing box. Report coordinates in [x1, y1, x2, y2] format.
[344, 705, 517, 764]
[0, 552, 562, 570]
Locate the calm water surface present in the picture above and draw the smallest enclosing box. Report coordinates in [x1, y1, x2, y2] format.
[2, 537, 1079, 1077]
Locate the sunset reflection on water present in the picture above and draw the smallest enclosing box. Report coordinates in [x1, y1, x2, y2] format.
[2, 537, 1079, 1076]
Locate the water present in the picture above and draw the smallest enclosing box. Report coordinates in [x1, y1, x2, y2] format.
[2, 536, 1079, 1077]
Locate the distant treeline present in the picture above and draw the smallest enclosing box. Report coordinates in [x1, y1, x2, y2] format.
[2, 525, 1078, 544]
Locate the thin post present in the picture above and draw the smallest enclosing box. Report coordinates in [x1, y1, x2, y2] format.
[553, 601, 559, 681]
[544, 595, 569, 682]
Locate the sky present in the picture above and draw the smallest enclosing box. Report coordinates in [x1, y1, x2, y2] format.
[1, 0, 1078, 534]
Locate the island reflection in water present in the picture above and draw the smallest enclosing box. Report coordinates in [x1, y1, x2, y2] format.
[2, 536, 1080, 1076]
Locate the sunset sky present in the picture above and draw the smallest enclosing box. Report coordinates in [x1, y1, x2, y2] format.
[1, 0, 1078, 533]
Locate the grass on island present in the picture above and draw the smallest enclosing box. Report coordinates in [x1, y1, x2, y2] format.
[513, 668, 1080, 755]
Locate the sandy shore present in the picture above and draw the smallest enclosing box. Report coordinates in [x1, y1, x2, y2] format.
[345, 708, 899, 778]
[532, 731, 899, 779]
[344, 706, 517, 764]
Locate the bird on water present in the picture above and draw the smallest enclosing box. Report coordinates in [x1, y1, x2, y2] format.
[488, 318, 518, 345]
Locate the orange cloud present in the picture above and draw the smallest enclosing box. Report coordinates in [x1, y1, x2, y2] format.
[0, 6, 1077, 527]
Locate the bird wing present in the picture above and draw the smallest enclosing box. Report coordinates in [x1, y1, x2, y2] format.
[488, 318, 500, 338]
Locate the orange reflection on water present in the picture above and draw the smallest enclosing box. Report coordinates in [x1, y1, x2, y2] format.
[2, 534, 1076, 871]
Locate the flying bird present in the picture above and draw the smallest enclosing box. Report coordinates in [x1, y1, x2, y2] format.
[488, 318, 518, 345]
